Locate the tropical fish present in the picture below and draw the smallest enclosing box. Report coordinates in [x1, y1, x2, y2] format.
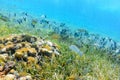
[0, 13, 10, 22]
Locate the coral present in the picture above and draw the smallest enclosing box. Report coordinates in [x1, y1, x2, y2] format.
[0, 54, 8, 62]
[27, 57, 37, 64]
[28, 48, 37, 56]
[0, 34, 61, 79]
[0, 61, 15, 76]
[15, 51, 25, 59]
[43, 44, 52, 51]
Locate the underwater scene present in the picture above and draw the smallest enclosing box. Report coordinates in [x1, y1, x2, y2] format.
[0, 0, 120, 80]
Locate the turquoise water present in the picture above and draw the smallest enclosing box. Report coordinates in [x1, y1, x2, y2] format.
[0, 0, 120, 41]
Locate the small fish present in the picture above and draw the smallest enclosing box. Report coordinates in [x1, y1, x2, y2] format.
[14, 13, 16, 17]
[23, 17, 26, 21]
[22, 12, 28, 16]
[17, 19, 22, 24]
[0, 13, 10, 22]
[69, 45, 83, 56]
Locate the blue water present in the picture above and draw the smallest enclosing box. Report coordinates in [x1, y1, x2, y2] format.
[0, 0, 120, 41]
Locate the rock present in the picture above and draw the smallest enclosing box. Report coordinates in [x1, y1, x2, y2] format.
[9, 69, 15, 74]
[18, 75, 32, 80]
[4, 74, 16, 80]
[69, 45, 83, 56]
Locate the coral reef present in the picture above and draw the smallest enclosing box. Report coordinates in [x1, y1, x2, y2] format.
[0, 34, 60, 79]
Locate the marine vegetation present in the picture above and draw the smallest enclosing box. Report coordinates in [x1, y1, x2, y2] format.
[0, 13, 120, 80]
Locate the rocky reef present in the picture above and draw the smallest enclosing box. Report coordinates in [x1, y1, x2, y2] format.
[0, 34, 60, 80]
